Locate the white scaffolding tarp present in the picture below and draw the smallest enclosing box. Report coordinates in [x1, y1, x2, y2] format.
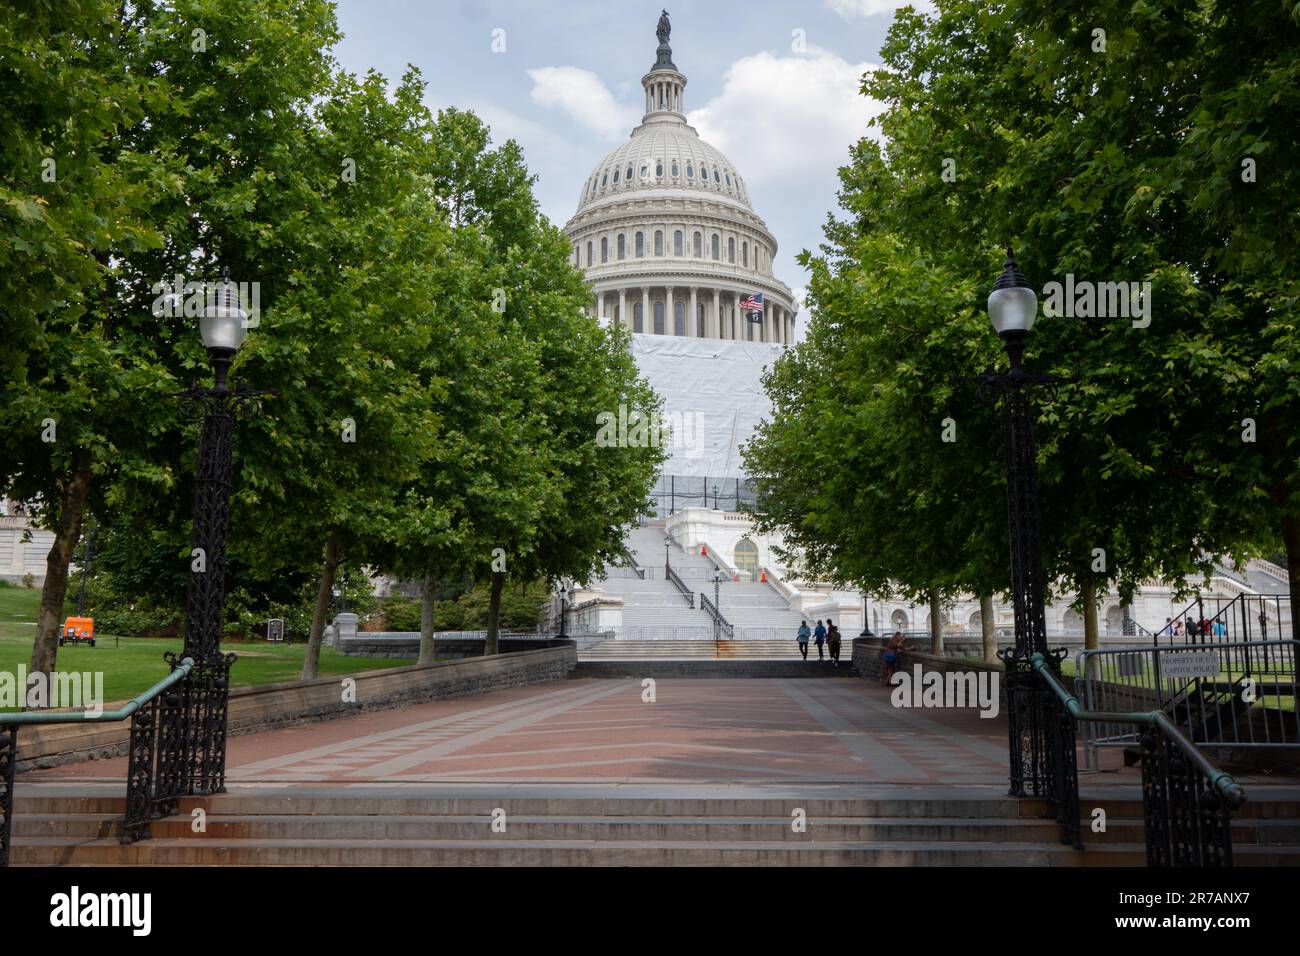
[629, 333, 783, 481]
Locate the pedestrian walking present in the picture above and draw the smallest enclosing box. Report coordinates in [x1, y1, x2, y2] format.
[827, 620, 841, 664]
[797, 620, 811, 660]
[813, 619, 827, 660]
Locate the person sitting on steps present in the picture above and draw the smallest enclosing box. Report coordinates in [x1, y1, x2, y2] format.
[881, 631, 905, 685]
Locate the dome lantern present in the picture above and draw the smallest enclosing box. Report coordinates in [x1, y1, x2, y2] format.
[641, 11, 687, 124]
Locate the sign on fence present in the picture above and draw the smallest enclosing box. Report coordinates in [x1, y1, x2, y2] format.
[1159, 651, 1218, 680]
[266, 618, 285, 643]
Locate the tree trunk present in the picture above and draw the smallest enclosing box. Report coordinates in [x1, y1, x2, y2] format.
[485, 571, 505, 656]
[929, 586, 943, 656]
[1283, 512, 1300, 644]
[29, 452, 94, 688]
[1082, 578, 1099, 651]
[418, 572, 438, 664]
[980, 593, 996, 664]
[1082, 577, 1100, 680]
[300, 531, 340, 681]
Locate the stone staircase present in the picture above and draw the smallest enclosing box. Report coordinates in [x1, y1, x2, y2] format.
[579, 638, 834, 659]
[11, 783, 1300, 866]
[595, 525, 810, 641]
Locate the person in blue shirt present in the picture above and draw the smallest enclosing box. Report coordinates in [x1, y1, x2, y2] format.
[797, 621, 811, 660]
[813, 620, 827, 660]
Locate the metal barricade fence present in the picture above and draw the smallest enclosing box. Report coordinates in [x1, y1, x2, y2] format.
[1075, 640, 1300, 769]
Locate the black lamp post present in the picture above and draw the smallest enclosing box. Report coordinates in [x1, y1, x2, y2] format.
[712, 569, 722, 641]
[967, 248, 1079, 846]
[168, 267, 258, 797]
[712, 483, 719, 510]
[558, 585, 569, 639]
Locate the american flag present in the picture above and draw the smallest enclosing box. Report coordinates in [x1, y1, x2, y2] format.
[740, 292, 763, 316]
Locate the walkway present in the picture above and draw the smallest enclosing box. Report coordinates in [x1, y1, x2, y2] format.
[28, 678, 1025, 786]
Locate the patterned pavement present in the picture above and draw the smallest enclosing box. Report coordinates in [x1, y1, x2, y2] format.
[30, 677, 1025, 786]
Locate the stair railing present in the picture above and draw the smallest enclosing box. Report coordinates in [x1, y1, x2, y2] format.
[1029, 651, 1246, 866]
[1, 655, 196, 867]
[664, 563, 695, 608]
[620, 545, 646, 580]
[700, 593, 734, 641]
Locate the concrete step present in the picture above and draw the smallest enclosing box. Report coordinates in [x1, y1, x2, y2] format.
[13, 812, 1152, 844]
[14, 783, 1298, 867]
[11, 837, 1121, 867]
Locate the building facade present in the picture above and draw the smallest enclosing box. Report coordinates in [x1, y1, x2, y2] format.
[563, 18, 796, 344]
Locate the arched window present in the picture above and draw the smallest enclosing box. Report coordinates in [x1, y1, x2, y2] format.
[587, 240, 593, 264]
[626, 165, 633, 180]
[655, 160, 663, 177]
[601, 172, 607, 187]
[600, 237, 608, 264]
[635, 232, 645, 257]
[692, 231, 702, 257]
[639, 164, 649, 180]
[654, 230, 663, 256]
[713, 168, 720, 183]
[728, 237, 735, 263]
[653, 301, 665, 335]
[671, 160, 679, 177]
[696, 302, 706, 337]
[725, 172, 732, 187]
[673, 301, 685, 336]
[734, 539, 759, 580]
[686, 162, 694, 178]
[617, 234, 626, 260]
[890, 609, 909, 631]
[742, 241, 748, 267]
[673, 230, 683, 256]
[711, 234, 720, 260]
[634, 301, 644, 333]
[612, 169, 619, 184]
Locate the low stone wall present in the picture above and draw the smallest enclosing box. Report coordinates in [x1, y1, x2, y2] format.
[12, 641, 577, 771]
[340, 631, 560, 659]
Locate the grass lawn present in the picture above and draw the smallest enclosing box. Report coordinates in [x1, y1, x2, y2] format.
[0, 584, 415, 709]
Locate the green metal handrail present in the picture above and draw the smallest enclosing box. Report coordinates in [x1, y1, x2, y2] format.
[1029, 652, 1246, 809]
[1, 657, 195, 726]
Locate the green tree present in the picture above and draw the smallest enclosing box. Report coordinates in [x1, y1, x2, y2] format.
[749, 0, 1300, 633]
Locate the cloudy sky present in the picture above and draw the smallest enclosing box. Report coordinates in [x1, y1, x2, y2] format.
[332, 0, 930, 334]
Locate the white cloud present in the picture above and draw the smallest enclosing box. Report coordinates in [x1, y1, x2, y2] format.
[825, 0, 935, 17]
[687, 49, 883, 189]
[526, 66, 638, 141]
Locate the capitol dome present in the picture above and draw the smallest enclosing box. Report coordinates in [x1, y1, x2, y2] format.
[564, 13, 795, 344]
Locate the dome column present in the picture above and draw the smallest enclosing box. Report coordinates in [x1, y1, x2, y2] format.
[665, 286, 675, 336]
[597, 291, 606, 321]
[641, 286, 650, 334]
[688, 287, 698, 338]
[618, 288, 628, 331]
[710, 289, 721, 338]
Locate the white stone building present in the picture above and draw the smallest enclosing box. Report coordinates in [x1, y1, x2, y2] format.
[563, 19, 796, 344]
[556, 15, 1291, 652]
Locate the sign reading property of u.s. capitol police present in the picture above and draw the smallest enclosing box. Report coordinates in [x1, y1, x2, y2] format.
[1160, 651, 1218, 680]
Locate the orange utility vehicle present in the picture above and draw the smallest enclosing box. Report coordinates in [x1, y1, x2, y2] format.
[58, 616, 96, 647]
